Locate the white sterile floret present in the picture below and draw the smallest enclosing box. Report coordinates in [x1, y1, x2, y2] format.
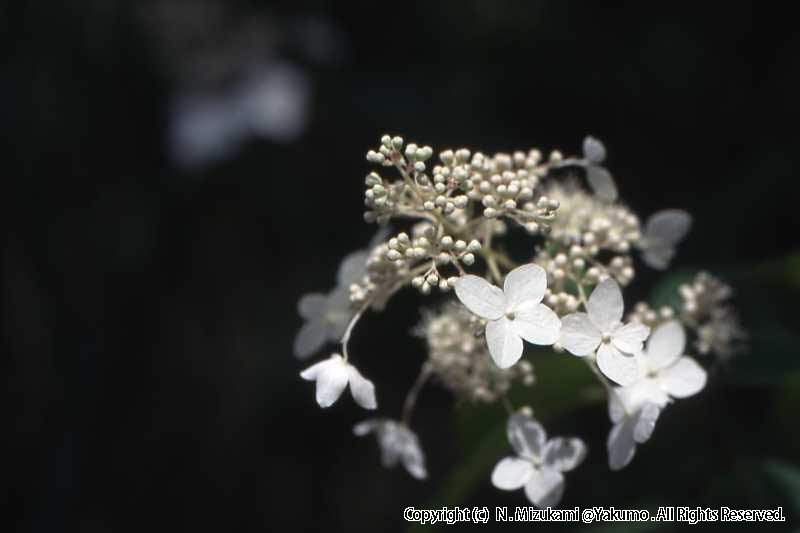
[618, 320, 707, 408]
[293, 247, 372, 359]
[453, 264, 561, 368]
[293, 288, 353, 359]
[606, 392, 660, 471]
[559, 279, 650, 385]
[353, 419, 427, 479]
[638, 209, 692, 270]
[582, 136, 618, 202]
[300, 354, 376, 409]
[491, 411, 586, 507]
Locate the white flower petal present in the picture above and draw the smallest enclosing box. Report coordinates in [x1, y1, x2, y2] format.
[644, 320, 685, 371]
[491, 457, 534, 490]
[297, 293, 326, 319]
[586, 165, 618, 202]
[608, 390, 625, 424]
[337, 250, 369, 287]
[645, 209, 692, 247]
[659, 357, 707, 398]
[486, 317, 523, 368]
[353, 419, 380, 436]
[583, 135, 606, 164]
[313, 358, 349, 408]
[347, 365, 377, 409]
[587, 278, 624, 332]
[454, 275, 506, 320]
[611, 322, 650, 355]
[642, 245, 675, 270]
[323, 287, 354, 338]
[597, 342, 639, 386]
[607, 418, 636, 471]
[508, 412, 547, 460]
[511, 303, 561, 345]
[633, 402, 661, 443]
[618, 378, 670, 411]
[559, 313, 601, 356]
[503, 264, 547, 310]
[293, 319, 329, 359]
[401, 438, 428, 480]
[299, 358, 328, 381]
[524, 468, 565, 508]
[543, 438, 587, 472]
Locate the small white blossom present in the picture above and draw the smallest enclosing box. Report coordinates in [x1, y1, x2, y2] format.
[353, 419, 427, 479]
[293, 247, 373, 359]
[453, 264, 561, 368]
[300, 354, 376, 409]
[618, 320, 707, 408]
[559, 279, 650, 386]
[491, 412, 586, 507]
[293, 288, 353, 359]
[606, 393, 660, 471]
[638, 209, 692, 270]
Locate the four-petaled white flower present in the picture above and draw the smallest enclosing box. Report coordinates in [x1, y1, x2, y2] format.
[559, 279, 650, 386]
[353, 419, 427, 479]
[293, 287, 354, 359]
[491, 411, 586, 507]
[300, 354, 377, 409]
[606, 393, 661, 471]
[453, 264, 561, 369]
[618, 320, 707, 409]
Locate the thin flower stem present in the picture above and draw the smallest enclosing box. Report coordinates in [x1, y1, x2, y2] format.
[340, 300, 371, 362]
[402, 365, 433, 424]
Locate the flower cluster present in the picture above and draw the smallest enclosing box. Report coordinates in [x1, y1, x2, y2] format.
[294, 134, 745, 507]
[415, 303, 535, 404]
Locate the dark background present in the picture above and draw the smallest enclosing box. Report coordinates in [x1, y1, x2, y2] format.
[3, 2, 800, 532]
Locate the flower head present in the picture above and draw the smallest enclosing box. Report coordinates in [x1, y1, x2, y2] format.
[619, 320, 707, 408]
[354, 419, 427, 479]
[454, 264, 561, 368]
[300, 354, 376, 409]
[559, 278, 650, 385]
[491, 411, 586, 507]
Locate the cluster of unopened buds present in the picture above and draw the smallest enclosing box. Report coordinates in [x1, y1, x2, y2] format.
[294, 135, 746, 507]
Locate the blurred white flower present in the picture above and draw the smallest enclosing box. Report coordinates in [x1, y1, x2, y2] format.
[606, 393, 660, 471]
[638, 210, 692, 269]
[300, 354, 376, 409]
[353, 419, 427, 479]
[453, 264, 561, 368]
[169, 63, 310, 168]
[582, 136, 618, 202]
[293, 287, 353, 359]
[559, 279, 650, 386]
[491, 412, 586, 507]
[618, 320, 707, 408]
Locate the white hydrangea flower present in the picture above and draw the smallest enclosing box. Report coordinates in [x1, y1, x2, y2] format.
[559, 279, 650, 386]
[293, 288, 352, 359]
[293, 247, 372, 359]
[453, 264, 561, 369]
[606, 393, 660, 471]
[638, 209, 692, 270]
[353, 419, 427, 479]
[300, 354, 376, 409]
[491, 412, 586, 507]
[618, 320, 707, 408]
